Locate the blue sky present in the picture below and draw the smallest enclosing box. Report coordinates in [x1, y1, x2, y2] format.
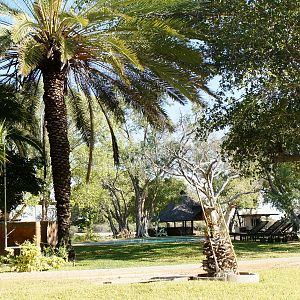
[166, 76, 221, 123]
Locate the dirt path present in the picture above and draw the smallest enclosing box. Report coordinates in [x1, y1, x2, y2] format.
[1, 256, 300, 284]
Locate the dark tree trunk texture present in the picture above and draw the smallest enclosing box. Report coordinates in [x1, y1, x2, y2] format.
[42, 68, 71, 247]
[202, 207, 238, 277]
[106, 209, 118, 237]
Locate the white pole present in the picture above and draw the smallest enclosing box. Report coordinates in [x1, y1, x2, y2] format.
[3, 130, 7, 249]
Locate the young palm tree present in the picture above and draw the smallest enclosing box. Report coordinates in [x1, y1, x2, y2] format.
[0, 0, 210, 246]
[0, 84, 42, 155]
[0, 84, 44, 221]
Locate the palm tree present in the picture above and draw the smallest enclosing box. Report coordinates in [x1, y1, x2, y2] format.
[0, 84, 42, 155]
[0, 0, 210, 247]
[0, 84, 44, 220]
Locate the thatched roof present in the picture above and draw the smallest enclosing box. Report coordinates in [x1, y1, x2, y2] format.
[156, 193, 203, 222]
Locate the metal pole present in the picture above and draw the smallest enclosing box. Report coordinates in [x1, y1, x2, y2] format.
[3, 130, 7, 249]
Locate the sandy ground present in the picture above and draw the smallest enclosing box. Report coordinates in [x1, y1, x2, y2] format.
[1, 256, 300, 284]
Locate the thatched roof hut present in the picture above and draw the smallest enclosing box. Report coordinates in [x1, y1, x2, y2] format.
[154, 192, 203, 236]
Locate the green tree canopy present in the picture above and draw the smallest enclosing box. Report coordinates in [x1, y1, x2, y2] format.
[264, 163, 300, 224]
[199, 0, 300, 172]
[0, 152, 43, 215]
[146, 177, 186, 217]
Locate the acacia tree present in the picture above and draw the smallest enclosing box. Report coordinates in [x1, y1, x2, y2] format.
[102, 119, 187, 237]
[120, 123, 169, 238]
[0, 0, 211, 246]
[72, 115, 186, 237]
[101, 172, 131, 237]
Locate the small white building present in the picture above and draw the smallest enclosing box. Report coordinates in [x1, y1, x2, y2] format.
[233, 201, 283, 232]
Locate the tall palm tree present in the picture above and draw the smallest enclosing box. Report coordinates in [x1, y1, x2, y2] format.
[0, 0, 210, 246]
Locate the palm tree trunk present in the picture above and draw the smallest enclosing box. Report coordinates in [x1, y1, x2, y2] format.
[42, 68, 71, 247]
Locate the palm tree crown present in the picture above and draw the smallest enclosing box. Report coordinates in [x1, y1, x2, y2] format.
[0, 0, 210, 246]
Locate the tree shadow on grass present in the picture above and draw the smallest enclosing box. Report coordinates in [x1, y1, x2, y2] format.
[73, 241, 300, 265]
[233, 241, 300, 258]
[74, 242, 202, 263]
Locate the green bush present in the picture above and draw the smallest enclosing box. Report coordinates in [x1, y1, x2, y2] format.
[4, 240, 66, 272]
[43, 244, 68, 260]
[72, 232, 100, 243]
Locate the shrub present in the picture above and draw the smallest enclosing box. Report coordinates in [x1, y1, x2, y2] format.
[43, 244, 68, 260]
[3, 240, 66, 272]
[72, 232, 99, 242]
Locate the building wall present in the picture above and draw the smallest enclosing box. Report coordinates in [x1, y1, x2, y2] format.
[0, 221, 57, 254]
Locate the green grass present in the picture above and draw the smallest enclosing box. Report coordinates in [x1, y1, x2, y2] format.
[0, 267, 300, 299]
[233, 241, 300, 259]
[1, 241, 299, 299]
[66, 241, 300, 270]
[71, 242, 203, 269]
[1, 240, 300, 271]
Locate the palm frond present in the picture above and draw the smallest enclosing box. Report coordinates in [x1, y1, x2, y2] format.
[19, 37, 46, 76]
[0, 84, 26, 123]
[147, 61, 197, 101]
[8, 128, 43, 156]
[11, 12, 35, 43]
[0, 0, 211, 167]
[59, 35, 76, 64]
[18, 83, 42, 136]
[0, 1, 21, 17]
[67, 91, 92, 146]
[58, 11, 89, 34]
[0, 28, 13, 56]
[103, 36, 144, 71]
[98, 102, 120, 166]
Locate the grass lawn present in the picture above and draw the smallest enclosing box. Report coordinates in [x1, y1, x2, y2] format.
[0, 267, 300, 300]
[0, 241, 299, 299]
[66, 241, 300, 270]
[1, 240, 299, 271]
